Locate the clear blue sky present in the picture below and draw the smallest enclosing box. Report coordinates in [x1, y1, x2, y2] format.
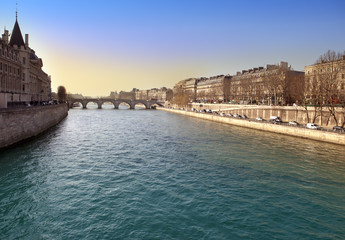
[1, 0, 344, 96]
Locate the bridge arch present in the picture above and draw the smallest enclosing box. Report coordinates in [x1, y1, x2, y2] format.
[116, 100, 134, 109]
[68, 98, 163, 110]
[133, 101, 149, 109]
[84, 100, 101, 109]
[99, 100, 116, 109]
[69, 100, 84, 109]
[147, 100, 164, 109]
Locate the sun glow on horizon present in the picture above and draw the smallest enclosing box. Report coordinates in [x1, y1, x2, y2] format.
[1, 0, 345, 96]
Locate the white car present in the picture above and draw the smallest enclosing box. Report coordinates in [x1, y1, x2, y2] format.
[256, 117, 264, 121]
[306, 123, 321, 130]
[289, 121, 299, 126]
[220, 112, 226, 116]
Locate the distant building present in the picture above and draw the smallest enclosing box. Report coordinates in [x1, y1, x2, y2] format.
[119, 89, 135, 100]
[0, 16, 51, 108]
[109, 91, 119, 99]
[135, 87, 172, 101]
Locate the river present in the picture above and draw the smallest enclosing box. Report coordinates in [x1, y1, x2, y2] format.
[0, 107, 344, 239]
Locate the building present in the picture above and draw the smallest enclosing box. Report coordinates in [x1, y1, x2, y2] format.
[196, 75, 230, 103]
[0, 16, 51, 108]
[135, 87, 172, 101]
[304, 54, 345, 104]
[229, 62, 304, 105]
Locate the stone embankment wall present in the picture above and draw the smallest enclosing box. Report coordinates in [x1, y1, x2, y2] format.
[0, 104, 68, 149]
[189, 103, 344, 127]
[159, 108, 345, 146]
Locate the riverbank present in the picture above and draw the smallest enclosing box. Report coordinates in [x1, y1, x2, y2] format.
[159, 107, 345, 146]
[0, 104, 68, 149]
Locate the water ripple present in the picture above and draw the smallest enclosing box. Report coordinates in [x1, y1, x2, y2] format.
[0, 109, 344, 239]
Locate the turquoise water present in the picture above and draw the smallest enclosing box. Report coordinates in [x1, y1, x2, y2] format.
[0, 108, 344, 239]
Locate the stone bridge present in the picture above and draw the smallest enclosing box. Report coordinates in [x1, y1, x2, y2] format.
[68, 98, 164, 109]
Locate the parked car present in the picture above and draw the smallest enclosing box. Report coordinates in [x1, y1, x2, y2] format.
[200, 109, 207, 113]
[227, 113, 233, 117]
[191, 108, 196, 111]
[333, 126, 345, 132]
[256, 117, 264, 121]
[220, 112, 226, 116]
[289, 121, 299, 126]
[240, 115, 248, 119]
[306, 123, 322, 130]
[270, 116, 282, 123]
[206, 109, 213, 113]
[213, 111, 219, 115]
[233, 114, 240, 118]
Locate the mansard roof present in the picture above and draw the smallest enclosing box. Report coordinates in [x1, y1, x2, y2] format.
[9, 19, 25, 47]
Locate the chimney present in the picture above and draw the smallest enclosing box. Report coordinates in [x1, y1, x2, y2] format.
[2, 30, 9, 44]
[279, 61, 288, 69]
[25, 34, 29, 47]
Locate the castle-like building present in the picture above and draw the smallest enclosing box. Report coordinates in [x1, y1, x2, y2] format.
[0, 16, 51, 108]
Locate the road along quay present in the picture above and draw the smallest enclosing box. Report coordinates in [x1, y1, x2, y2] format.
[158, 107, 345, 146]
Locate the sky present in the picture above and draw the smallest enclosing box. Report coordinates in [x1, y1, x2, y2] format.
[1, 0, 345, 97]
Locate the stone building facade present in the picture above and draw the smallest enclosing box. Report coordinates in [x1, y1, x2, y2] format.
[229, 62, 304, 105]
[172, 62, 303, 105]
[304, 55, 345, 104]
[0, 17, 51, 108]
[196, 75, 230, 103]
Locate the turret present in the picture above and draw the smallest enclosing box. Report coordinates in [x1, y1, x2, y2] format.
[9, 19, 25, 47]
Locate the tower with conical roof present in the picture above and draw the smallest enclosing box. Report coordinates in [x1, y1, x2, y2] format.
[0, 10, 52, 107]
[9, 11, 25, 47]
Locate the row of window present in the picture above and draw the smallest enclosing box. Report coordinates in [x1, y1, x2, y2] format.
[0, 75, 22, 92]
[307, 66, 345, 75]
[0, 62, 21, 76]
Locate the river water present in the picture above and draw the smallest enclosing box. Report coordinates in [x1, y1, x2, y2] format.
[0, 107, 344, 239]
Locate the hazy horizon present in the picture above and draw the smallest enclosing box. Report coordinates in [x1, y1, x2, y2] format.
[1, 0, 345, 97]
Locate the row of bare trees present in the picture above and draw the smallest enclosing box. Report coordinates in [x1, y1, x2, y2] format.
[171, 50, 344, 126]
[302, 50, 345, 126]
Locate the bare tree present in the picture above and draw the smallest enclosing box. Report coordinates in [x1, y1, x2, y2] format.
[240, 77, 251, 104]
[306, 50, 344, 125]
[317, 50, 343, 125]
[262, 67, 288, 106]
[173, 87, 190, 107]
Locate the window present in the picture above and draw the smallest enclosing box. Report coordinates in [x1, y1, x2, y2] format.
[23, 57, 26, 64]
[342, 74, 345, 79]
